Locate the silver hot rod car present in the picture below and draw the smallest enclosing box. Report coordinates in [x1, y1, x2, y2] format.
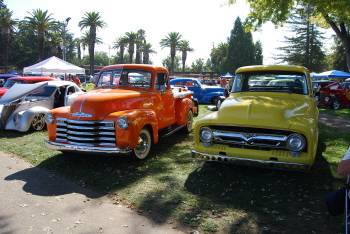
[0, 81, 84, 132]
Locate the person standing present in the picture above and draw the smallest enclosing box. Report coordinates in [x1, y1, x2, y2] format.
[74, 76, 82, 88]
[222, 77, 227, 88]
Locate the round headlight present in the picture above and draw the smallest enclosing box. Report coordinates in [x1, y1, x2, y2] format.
[199, 127, 213, 142]
[44, 112, 55, 125]
[286, 134, 305, 151]
[117, 116, 129, 129]
[13, 113, 20, 126]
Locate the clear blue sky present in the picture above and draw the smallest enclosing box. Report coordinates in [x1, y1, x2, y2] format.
[6, 0, 334, 69]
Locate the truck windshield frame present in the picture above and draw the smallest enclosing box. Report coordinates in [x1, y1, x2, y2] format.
[232, 71, 308, 95]
[96, 68, 153, 89]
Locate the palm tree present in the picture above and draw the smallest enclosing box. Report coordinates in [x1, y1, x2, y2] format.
[113, 36, 128, 64]
[46, 32, 62, 57]
[125, 31, 138, 64]
[159, 32, 182, 75]
[74, 38, 82, 60]
[80, 30, 103, 58]
[178, 40, 194, 72]
[24, 9, 54, 61]
[210, 42, 228, 73]
[136, 29, 146, 64]
[0, 8, 17, 73]
[79, 11, 107, 75]
[141, 43, 157, 64]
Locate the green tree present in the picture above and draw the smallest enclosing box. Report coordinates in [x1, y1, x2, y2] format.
[223, 17, 257, 74]
[113, 36, 128, 64]
[327, 36, 348, 72]
[162, 55, 181, 72]
[0, 0, 6, 9]
[24, 9, 55, 61]
[125, 31, 138, 64]
[210, 42, 228, 73]
[254, 40, 263, 65]
[141, 43, 156, 64]
[227, 0, 350, 72]
[79, 11, 107, 75]
[274, 5, 326, 72]
[0, 8, 17, 73]
[178, 40, 194, 72]
[160, 32, 182, 75]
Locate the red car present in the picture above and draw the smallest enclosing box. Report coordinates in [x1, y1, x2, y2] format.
[318, 82, 350, 109]
[0, 76, 59, 98]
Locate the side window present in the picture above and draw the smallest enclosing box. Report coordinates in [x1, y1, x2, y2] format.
[156, 73, 168, 90]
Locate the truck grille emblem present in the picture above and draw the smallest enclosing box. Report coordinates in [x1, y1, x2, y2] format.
[70, 112, 94, 117]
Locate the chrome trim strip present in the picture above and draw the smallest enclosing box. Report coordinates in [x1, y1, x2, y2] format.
[192, 150, 310, 171]
[45, 140, 132, 154]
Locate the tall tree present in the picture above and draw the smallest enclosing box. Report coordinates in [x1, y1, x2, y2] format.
[79, 11, 107, 75]
[125, 31, 138, 64]
[227, 0, 350, 72]
[328, 36, 348, 72]
[178, 40, 194, 72]
[274, 5, 326, 72]
[160, 32, 182, 75]
[141, 43, 156, 64]
[113, 36, 128, 64]
[24, 9, 55, 61]
[136, 29, 146, 64]
[0, 8, 17, 73]
[0, 0, 6, 9]
[254, 40, 263, 65]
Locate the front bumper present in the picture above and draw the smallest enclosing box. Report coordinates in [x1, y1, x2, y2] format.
[192, 150, 310, 171]
[45, 140, 132, 155]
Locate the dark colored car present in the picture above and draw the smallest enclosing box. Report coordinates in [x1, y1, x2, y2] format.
[0, 74, 18, 87]
[170, 78, 224, 104]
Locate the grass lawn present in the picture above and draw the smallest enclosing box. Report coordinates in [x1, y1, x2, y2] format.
[0, 105, 349, 233]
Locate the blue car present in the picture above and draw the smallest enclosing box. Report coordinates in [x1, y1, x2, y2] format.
[170, 78, 225, 104]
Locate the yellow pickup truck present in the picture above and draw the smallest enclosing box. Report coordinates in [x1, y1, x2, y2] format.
[192, 65, 319, 171]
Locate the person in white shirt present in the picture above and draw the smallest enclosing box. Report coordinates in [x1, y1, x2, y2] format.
[338, 147, 350, 176]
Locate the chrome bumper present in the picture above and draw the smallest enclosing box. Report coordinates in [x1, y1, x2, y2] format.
[45, 140, 133, 155]
[192, 150, 310, 171]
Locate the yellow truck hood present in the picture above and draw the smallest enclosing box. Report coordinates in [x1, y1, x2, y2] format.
[213, 93, 314, 129]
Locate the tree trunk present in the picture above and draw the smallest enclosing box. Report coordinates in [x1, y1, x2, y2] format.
[38, 30, 45, 61]
[324, 16, 350, 72]
[89, 27, 96, 76]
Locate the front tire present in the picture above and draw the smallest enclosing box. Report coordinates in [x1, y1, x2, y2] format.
[132, 128, 152, 160]
[31, 113, 46, 131]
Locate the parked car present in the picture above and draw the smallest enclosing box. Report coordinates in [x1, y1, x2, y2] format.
[0, 76, 59, 98]
[170, 78, 225, 104]
[318, 81, 350, 109]
[0, 74, 18, 87]
[192, 65, 319, 171]
[0, 81, 84, 132]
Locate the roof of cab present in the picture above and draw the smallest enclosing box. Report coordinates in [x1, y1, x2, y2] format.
[236, 65, 310, 74]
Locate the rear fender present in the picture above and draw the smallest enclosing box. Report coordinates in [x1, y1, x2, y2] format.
[175, 98, 194, 126]
[106, 109, 158, 149]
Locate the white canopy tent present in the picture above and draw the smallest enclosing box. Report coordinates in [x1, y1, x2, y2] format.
[23, 56, 85, 75]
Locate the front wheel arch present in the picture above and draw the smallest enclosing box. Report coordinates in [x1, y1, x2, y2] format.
[131, 127, 152, 160]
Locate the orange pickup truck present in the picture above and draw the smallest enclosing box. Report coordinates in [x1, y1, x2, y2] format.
[44, 64, 198, 159]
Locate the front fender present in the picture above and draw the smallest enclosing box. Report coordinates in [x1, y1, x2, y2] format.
[105, 109, 158, 149]
[201, 92, 223, 103]
[6, 106, 50, 132]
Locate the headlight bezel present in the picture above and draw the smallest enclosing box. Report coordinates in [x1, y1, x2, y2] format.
[286, 134, 306, 152]
[117, 116, 129, 130]
[44, 112, 55, 125]
[199, 127, 214, 143]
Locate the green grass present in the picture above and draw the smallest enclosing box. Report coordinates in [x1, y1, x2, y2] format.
[0, 105, 349, 233]
[319, 106, 350, 118]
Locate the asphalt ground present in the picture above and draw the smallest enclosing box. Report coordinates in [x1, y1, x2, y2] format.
[0, 112, 348, 233]
[0, 152, 191, 234]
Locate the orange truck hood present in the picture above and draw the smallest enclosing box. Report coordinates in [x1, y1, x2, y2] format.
[69, 88, 152, 119]
[213, 93, 314, 129]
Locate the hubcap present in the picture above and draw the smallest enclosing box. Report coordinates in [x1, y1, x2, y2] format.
[32, 114, 45, 130]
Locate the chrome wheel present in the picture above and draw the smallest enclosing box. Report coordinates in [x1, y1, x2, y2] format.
[31, 113, 46, 131]
[330, 99, 340, 110]
[133, 128, 151, 160]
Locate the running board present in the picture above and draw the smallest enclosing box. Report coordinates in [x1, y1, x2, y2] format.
[159, 124, 184, 137]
